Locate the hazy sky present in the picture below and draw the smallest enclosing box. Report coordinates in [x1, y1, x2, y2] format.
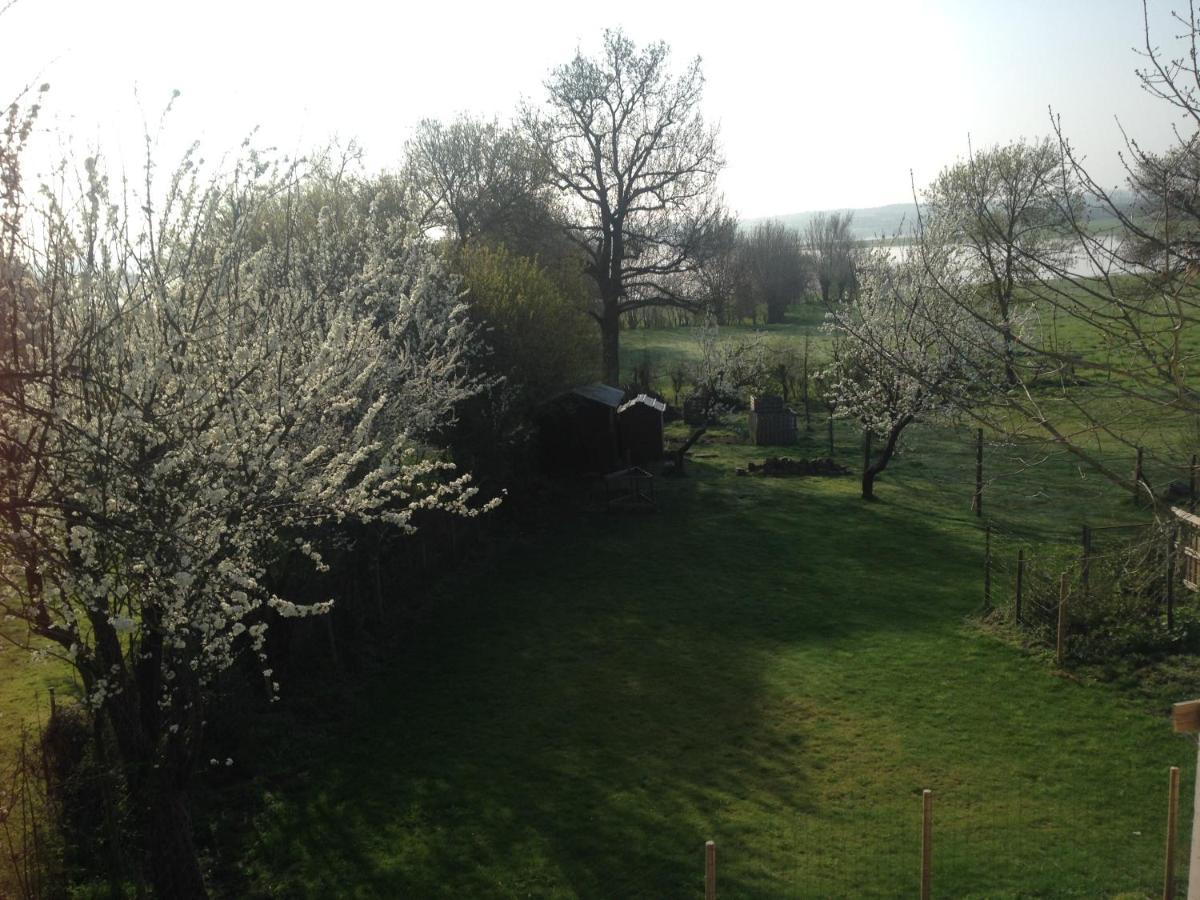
[0, 0, 1189, 218]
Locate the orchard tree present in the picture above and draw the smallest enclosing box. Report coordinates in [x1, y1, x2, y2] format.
[921, 137, 1075, 384]
[0, 144, 497, 897]
[524, 29, 727, 385]
[672, 323, 768, 473]
[826, 246, 998, 500]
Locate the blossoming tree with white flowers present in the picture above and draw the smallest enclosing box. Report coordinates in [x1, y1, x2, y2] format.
[824, 244, 1001, 500]
[0, 143, 496, 897]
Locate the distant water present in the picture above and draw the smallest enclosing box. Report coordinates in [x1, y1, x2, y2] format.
[875, 236, 1130, 280]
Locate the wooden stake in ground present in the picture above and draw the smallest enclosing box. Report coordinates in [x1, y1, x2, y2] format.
[921, 789, 933, 900]
[1170, 700, 1200, 900]
[705, 840, 716, 900]
[1166, 765, 1181, 900]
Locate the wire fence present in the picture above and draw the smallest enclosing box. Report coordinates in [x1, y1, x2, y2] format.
[696, 737, 1197, 897]
[978, 514, 1200, 666]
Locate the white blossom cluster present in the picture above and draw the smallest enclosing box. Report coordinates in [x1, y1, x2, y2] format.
[823, 245, 1003, 438]
[0, 146, 498, 731]
[686, 322, 769, 418]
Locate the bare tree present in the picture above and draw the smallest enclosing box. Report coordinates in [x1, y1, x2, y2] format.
[694, 212, 748, 325]
[523, 29, 726, 385]
[743, 219, 808, 323]
[805, 211, 858, 304]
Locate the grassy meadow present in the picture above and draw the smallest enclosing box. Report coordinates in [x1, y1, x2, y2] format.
[208, 310, 1197, 897]
[4, 299, 1198, 897]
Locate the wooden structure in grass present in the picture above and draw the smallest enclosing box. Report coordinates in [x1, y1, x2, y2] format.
[1173, 507, 1200, 591]
[617, 394, 666, 465]
[537, 383, 624, 475]
[748, 395, 797, 446]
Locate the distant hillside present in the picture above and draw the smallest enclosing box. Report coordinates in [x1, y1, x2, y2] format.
[746, 190, 1140, 242]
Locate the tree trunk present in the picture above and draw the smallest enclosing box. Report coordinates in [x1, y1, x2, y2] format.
[861, 429, 874, 499]
[860, 416, 913, 501]
[100, 651, 208, 898]
[146, 782, 208, 899]
[1001, 324, 1017, 386]
[673, 426, 708, 476]
[601, 300, 620, 386]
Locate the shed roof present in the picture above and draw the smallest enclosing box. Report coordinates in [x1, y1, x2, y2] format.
[566, 383, 625, 408]
[618, 393, 667, 414]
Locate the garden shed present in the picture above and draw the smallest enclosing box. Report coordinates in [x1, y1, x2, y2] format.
[748, 395, 798, 446]
[537, 383, 625, 474]
[617, 394, 666, 465]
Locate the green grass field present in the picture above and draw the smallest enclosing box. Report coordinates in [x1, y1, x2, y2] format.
[5, 297, 1198, 897]
[214, 408, 1196, 898]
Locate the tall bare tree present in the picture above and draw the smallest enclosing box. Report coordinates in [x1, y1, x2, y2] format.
[694, 212, 748, 325]
[805, 211, 858, 305]
[743, 219, 808, 324]
[523, 29, 726, 385]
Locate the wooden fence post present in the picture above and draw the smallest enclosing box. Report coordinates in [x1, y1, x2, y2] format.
[1057, 572, 1069, 667]
[705, 840, 716, 900]
[1191, 453, 1197, 512]
[1166, 765, 1181, 900]
[983, 525, 993, 612]
[1015, 549, 1025, 625]
[973, 428, 984, 517]
[921, 789, 933, 900]
[1170, 702, 1200, 900]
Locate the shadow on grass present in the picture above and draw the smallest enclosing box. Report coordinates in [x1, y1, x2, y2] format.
[214, 460, 980, 899]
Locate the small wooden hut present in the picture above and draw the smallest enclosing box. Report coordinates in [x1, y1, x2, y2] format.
[536, 383, 625, 474]
[617, 394, 666, 465]
[748, 395, 797, 446]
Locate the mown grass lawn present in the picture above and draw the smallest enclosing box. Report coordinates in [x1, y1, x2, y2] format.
[221, 415, 1195, 898]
